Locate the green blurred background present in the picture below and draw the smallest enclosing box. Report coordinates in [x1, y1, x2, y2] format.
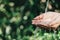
[0, 0, 60, 40]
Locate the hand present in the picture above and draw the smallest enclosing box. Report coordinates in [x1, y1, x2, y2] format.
[32, 12, 60, 30]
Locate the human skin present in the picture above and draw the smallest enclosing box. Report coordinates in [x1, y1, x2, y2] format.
[32, 12, 60, 30]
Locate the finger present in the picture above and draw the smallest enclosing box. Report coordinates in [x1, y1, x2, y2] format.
[32, 20, 41, 25]
[34, 14, 44, 20]
[32, 20, 37, 24]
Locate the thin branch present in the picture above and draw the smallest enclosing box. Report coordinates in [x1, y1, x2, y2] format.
[45, 0, 49, 12]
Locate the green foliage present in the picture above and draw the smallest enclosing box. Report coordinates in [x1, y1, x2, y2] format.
[0, 0, 60, 40]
